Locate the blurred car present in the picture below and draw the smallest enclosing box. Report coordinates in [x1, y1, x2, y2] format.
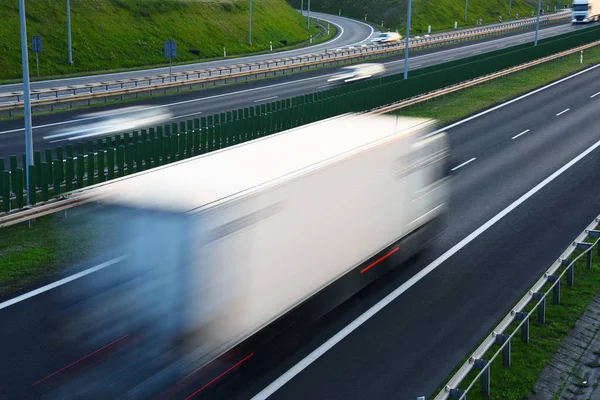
[371, 32, 402, 44]
[327, 63, 386, 84]
[44, 106, 173, 142]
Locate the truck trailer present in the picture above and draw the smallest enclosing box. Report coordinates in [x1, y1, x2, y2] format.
[42, 113, 452, 399]
[572, 0, 600, 23]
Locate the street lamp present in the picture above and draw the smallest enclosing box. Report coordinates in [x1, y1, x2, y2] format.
[248, 0, 253, 45]
[18, 0, 34, 205]
[534, 0, 541, 46]
[404, 0, 412, 80]
[67, 0, 73, 64]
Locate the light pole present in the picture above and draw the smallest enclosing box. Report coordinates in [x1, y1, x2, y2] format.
[534, 0, 541, 46]
[248, 0, 253, 45]
[18, 0, 34, 205]
[300, 0, 303, 16]
[307, 0, 311, 31]
[464, 0, 469, 22]
[67, 0, 73, 65]
[404, 0, 412, 80]
[509, 0, 512, 15]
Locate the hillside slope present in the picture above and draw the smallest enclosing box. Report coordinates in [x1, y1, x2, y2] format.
[288, 0, 558, 34]
[0, 0, 319, 80]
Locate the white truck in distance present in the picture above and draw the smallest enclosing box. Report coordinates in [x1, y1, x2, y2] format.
[371, 31, 402, 44]
[48, 113, 451, 398]
[572, 0, 600, 22]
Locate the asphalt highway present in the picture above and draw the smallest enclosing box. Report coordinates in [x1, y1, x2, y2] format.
[0, 11, 377, 94]
[1, 56, 600, 400]
[0, 21, 591, 159]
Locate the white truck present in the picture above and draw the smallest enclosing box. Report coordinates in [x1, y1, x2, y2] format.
[46, 113, 451, 399]
[572, 0, 600, 23]
[371, 31, 402, 44]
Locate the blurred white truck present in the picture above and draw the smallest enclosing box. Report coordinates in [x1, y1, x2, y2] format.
[572, 0, 600, 23]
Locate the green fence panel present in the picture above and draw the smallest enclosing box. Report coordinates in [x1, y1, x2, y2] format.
[115, 134, 121, 147]
[136, 141, 144, 172]
[66, 157, 74, 192]
[126, 143, 134, 174]
[154, 137, 161, 167]
[141, 129, 147, 142]
[66, 144, 73, 159]
[193, 119, 200, 156]
[0, 158, 3, 196]
[179, 132, 186, 160]
[133, 131, 139, 144]
[77, 142, 84, 157]
[145, 139, 152, 170]
[162, 137, 169, 165]
[117, 145, 126, 177]
[149, 127, 155, 140]
[10, 155, 17, 196]
[76, 156, 84, 189]
[85, 140, 93, 154]
[98, 147, 105, 182]
[87, 152, 95, 186]
[28, 165, 36, 206]
[53, 161, 61, 196]
[123, 133, 129, 146]
[34, 151, 41, 188]
[170, 133, 178, 162]
[14, 168, 23, 209]
[2, 171, 9, 212]
[107, 148, 115, 181]
[157, 125, 163, 138]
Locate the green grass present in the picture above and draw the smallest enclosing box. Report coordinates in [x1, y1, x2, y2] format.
[0, 0, 321, 80]
[396, 46, 600, 124]
[288, 0, 559, 34]
[452, 244, 600, 400]
[0, 204, 118, 295]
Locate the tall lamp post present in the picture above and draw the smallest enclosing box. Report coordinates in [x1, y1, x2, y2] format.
[67, 0, 73, 64]
[403, 0, 412, 80]
[18, 0, 34, 205]
[248, 0, 253, 45]
[534, 0, 542, 46]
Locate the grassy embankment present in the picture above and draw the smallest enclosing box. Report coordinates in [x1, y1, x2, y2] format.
[0, 0, 324, 81]
[288, 0, 558, 33]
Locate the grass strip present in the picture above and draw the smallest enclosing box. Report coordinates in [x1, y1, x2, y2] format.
[396, 46, 600, 123]
[450, 242, 600, 400]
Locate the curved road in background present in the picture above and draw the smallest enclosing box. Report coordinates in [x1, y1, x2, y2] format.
[0, 21, 591, 158]
[0, 12, 378, 93]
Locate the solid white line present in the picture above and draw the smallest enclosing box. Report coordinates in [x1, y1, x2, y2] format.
[591, 91, 600, 98]
[556, 108, 570, 116]
[443, 57, 455, 61]
[512, 129, 531, 140]
[423, 63, 600, 139]
[411, 64, 423, 68]
[0, 256, 125, 310]
[254, 96, 279, 103]
[472, 51, 482, 54]
[170, 111, 203, 120]
[451, 157, 476, 171]
[318, 84, 335, 89]
[251, 135, 600, 400]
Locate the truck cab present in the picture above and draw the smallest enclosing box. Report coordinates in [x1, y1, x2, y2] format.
[572, 0, 600, 23]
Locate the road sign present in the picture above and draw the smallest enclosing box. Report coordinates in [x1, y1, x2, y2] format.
[164, 41, 176, 58]
[32, 36, 42, 53]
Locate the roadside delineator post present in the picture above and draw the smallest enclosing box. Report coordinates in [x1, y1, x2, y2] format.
[495, 334, 511, 367]
[548, 275, 561, 305]
[576, 241, 593, 268]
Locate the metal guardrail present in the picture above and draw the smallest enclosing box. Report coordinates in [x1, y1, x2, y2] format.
[432, 213, 600, 400]
[0, 27, 592, 229]
[0, 11, 569, 113]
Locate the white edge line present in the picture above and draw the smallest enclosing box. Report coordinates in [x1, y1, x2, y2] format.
[423, 63, 600, 139]
[251, 135, 600, 400]
[170, 111, 203, 120]
[556, 108, 570, 116]
[591, 91, 600, 98]
[0, 256, 125, 311]
[451, 157, 476, 171]
[254, 96, 279, 103]
[511, 129, 531, 140]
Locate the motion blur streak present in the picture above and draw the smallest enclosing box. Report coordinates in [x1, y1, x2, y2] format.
[184, 353, 255, 400]
[32, 334, 130, 386]
[360, 247, 400, 274]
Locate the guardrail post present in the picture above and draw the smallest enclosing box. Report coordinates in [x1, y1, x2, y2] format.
[576, 242, 593, 268]
[532, 292, 545, 324]
[2, 171, 9, 212]
[27, 165, 36, 206]
[448, 388, 466, 398]
[495, 334, 511, 367]
[589, 231, 600, 256]
[562, 259, 574, 286]
[515, 312, 529, 343]
[548, 275, 560, 305]
[65, 157, 74, 192]
[473, 359, 490, 397]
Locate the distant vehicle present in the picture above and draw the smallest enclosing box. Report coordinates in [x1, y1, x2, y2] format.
[43, 106, 173, 142]
[572, 0, 600, 23]
[47, 113, 451, 399]
[371, 31, 402, 44]
[327, 63, 386, 84]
